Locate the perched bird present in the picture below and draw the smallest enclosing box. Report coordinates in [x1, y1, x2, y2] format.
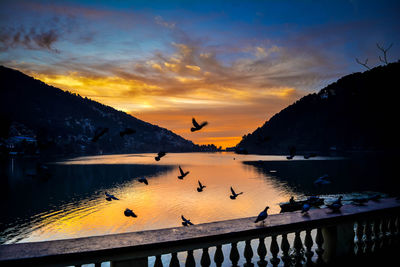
[155, 151, 166, 161]
[314, 174, 331, 186]
[181, 215, 194, 226]
[301, 203, 311, 214]
[327, 196, 343, 212]
[178, 166, 189, 179]
[120, 128, 136, 137]
[105, 192, 119, 201]
[138, 177, 148, 185]
[289, 196, 296, 204]
[287, 146, 296, 159]
[191, 118, 208, 132]
[124, 208, 137, 217]
[369, 194, 381, 202]
[304, 153, 317, 159]
[197, 180, 206, 192]
[351, 197, 369, 206]
[230, 186, 243, 199]
[254, 206, 269, 224]
[92, 127, 109, 142]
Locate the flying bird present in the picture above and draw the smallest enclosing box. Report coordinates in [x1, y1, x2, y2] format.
[178, 166, 189, 179]
[191, 118, 208, 132]
[92, 127, 109, 142]
[314, 174, 331, 186]
[197, 180, 206, 192]
[105, 192, 119, 201]
[230, 186, 243, 199]
[155, 151, 166, 161]
[181, 215, 194, 226]
[138, 177, 148, 185]
[120, 127, 136, 137]
[254, 206, 269, 224]
[124, 208, 137, 217]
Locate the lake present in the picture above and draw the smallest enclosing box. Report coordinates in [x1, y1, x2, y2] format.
[1, 152, 397, 246]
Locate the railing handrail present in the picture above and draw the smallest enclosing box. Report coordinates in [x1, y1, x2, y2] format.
[1, 198, 399, 266]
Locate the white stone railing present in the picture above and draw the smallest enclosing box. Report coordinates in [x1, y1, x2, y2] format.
[0, 198, 399, 266]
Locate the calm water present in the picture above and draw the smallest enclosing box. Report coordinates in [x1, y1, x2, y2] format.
[0, 152, 396, 245]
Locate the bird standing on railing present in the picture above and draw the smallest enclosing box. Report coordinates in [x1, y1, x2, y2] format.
[178, 166, 189, 179]
[138, 177, 148, 185]
[191, 118, 208, 132]
[301, 203, 311, 214]
[230, 186, 243, 199]
[351, 197, 369, 206]
[254, 206, 269, 224]
[124, 208, 137, 217]
[105, 192, 119, 201]
[197, 180, 206, 192]
[181, 215, 194, 226]
[155, 151, 166, 161]
[327, 196, 343, 212]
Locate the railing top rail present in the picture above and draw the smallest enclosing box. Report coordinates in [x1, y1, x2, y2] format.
[1, 198, 399, 265]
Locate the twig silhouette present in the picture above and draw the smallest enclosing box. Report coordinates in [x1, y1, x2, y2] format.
[355, 58, 371, 70]
[377, 43, 393, 65]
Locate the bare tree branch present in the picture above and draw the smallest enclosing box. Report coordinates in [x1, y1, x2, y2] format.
[355, 58, 371, 70]
[376, 43, 393, 65]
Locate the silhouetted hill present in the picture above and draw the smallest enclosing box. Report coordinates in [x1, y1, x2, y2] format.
[0, 66, 211, 155]
[236, 61, 400, 155]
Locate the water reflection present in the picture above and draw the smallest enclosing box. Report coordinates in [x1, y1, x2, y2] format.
[0, 152, 395, 245]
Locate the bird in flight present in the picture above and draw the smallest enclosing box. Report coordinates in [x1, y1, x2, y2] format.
[178, 166, 189, 179]
[191, 118, 208, 132]
[105, 192, 119, 201]
[124, 208, 137, 217]
[314, 174, 331, 186]
[120, 128, 136, 137]
[230, 186, 243, 199]
[197, 180, 206, 192]
[155, 151, 166, 161]
[254, 206, 269, 224]
[92, 127, 109, 142]
[138, 177, 148, 185]
[181, 215, 194, 226]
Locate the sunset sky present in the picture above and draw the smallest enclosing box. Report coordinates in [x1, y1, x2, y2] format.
[1, 0, 400, 148]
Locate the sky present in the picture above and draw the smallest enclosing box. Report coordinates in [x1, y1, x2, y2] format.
[1, 0, 400, 148]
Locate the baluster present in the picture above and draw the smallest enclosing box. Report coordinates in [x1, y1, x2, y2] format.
[169, 252, 179, 267]
[280, 233, 291, 267]
[94, 263, 102, 267]
[315, 228, 325, 265]
[293, 231, 304, 267]
[304, 229, 314, 266]
[257, 237, 267, 267]
[229, 242, 240, 267]
[380, 217, 389, 249]
[354, 221, 364, 256]
[244, 239, 254, 267]
[372, 219, 381, 253]
[201, 247, 211, 267]
[185, 250, 195, 267]
[270, 235, 280, 267]
[214, 245, 224, 267]
[363, 220, 373, 254]
[155, 255, 163, 267]
[388, 216, 396, 247]
[395, 216, 400, 244]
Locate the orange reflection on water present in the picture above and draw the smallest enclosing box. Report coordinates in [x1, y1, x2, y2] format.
[19, 153, 301, 243]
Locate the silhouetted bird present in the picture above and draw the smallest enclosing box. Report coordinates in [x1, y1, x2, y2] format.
[254, 206, 269, 224]
[369, 194, 381, 202]
[138, 177, 148, 185]
[124, 208, 137, 217]
[230, 186, 243, 199]
[289, 196, 295, 204]
[351, 197, 369, 206]
[105, 192, 119, 201]
[197, 180, 206, 192]
[301, 203, 311, 214]
[304, 153, 317, 159]
[314, 174, 331, 186]
[120, 128, 136, 137]
[92, 127, 108, 142]
[327, 196, 343, 211]
[178, 166, 189, 179]
[155, 151, 166, 161]
[191, 118, 208, 132]
[181, 215, 194, 226]
[287, 146, 296, 159]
